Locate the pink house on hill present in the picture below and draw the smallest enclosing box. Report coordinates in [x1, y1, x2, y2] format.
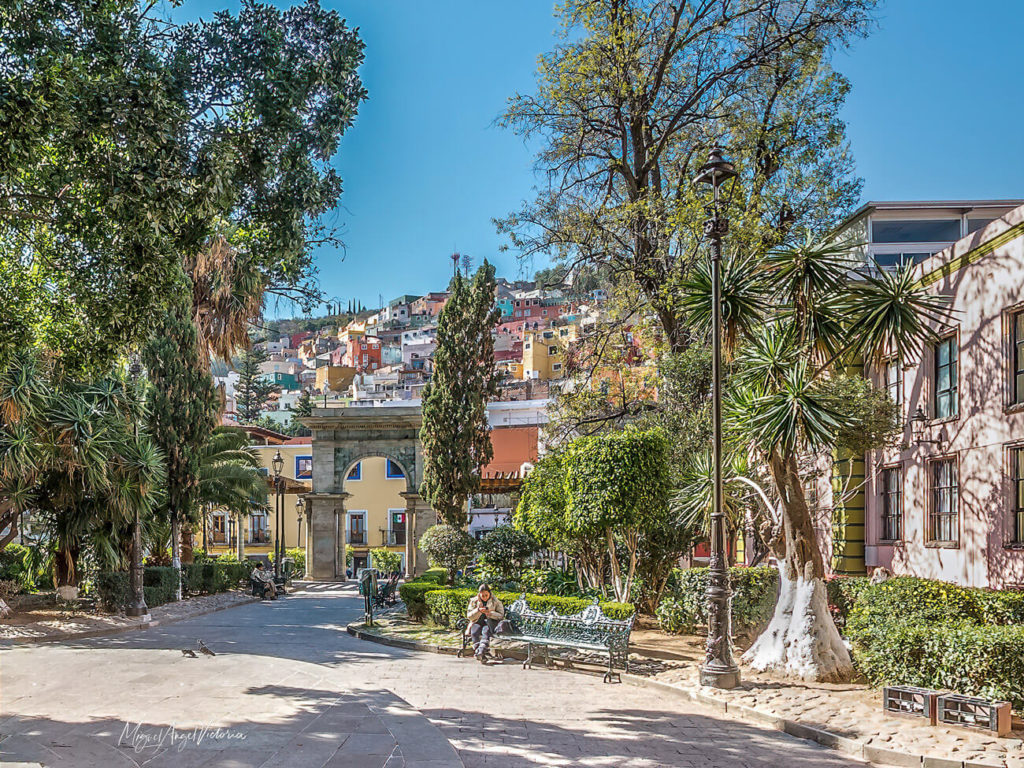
[861, 202, 1024, 588]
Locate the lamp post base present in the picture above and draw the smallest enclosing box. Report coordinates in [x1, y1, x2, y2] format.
[699, 662, 741, 689]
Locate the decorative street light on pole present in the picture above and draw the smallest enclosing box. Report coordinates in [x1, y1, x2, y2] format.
[125, 357, 149, 620]
[693, 147, 741, 690]
[272, 449, 284, 579]
[296, 497, 305, 549]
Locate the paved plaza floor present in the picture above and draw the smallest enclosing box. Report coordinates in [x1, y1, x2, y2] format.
[0, 583, 869, 767]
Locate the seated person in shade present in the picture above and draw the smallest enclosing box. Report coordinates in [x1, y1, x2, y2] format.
[466, 584, 504, 663]
[251, 562, 275, 599]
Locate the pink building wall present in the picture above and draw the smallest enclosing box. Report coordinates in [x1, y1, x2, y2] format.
[864, 204, 1024, 588]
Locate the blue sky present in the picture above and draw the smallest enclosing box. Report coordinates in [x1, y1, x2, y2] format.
[176, 1, 1024, 317]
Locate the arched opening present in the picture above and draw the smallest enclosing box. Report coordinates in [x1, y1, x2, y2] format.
[341, 455, 410, 575]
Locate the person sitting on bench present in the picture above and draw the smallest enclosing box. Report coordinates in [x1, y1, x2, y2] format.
[251, 562, 275, 600]
[466, 584, 504, 663]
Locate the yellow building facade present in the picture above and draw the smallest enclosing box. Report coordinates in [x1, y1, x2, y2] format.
[205, 442, 312, 562]
[522, 324, 578, 381]
[342, 456, 408, 574]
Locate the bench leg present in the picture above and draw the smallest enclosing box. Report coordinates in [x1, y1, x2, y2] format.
[523, 642, 532, 670]
[604, 652, 617, 684]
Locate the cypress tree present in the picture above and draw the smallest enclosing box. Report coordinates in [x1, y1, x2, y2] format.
[142, 300, 218, 596]
[419, 260, 500, 526]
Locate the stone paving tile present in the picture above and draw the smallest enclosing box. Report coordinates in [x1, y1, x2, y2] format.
[1, 583, 866, 768]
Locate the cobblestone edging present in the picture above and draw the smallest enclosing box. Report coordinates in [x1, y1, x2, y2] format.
[4, 591, 261, 646]
[345, 621, 1015, 768]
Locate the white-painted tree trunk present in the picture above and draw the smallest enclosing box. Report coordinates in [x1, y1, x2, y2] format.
[0, 598, 12, 618]
[743, 564, 852, 681]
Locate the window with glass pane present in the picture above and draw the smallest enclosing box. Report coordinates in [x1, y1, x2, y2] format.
[934, 337, 958, 418]
[929, 459, 959, 544]
[884, 358, 902, 410]
[1014, 312, 1024, 405]
[872, 219, 961, 243]
[1012, 448, 1024, 544]
[881, 466, 903, 541]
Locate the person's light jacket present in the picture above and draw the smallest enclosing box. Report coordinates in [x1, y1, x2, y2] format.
[466, 594, 505, 624]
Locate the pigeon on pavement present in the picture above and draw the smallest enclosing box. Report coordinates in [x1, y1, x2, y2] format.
[197, 639, 216, 656]
[181, 649, 197, 658]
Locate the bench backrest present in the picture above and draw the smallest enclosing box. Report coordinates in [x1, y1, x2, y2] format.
[506, 595, 633, 652]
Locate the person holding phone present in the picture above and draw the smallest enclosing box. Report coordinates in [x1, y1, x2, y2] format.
[466, 584, 504, 663]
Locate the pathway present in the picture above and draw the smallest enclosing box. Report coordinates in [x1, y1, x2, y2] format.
[0, 584, 868, 767]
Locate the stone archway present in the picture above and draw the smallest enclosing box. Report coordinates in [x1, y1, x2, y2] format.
[301, 406, 436, 580]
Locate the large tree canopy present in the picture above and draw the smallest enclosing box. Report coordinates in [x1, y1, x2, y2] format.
[499, 0, 874, 351]
[0, 0, 366, 373]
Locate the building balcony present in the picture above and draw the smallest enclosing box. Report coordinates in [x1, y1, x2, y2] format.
[347, 532, 367, 545]
[387, 531, 406, 547]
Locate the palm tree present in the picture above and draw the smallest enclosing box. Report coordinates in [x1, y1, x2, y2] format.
[196, 426, 268, 560]
[684, 236, 948, 681]
[186, 235, 266, 364]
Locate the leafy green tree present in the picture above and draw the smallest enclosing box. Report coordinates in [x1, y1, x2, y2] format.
[418, 524, 476, 586]
[419, 262, 500, 526]
[0, 0, 367, 373]
[515, 452, 606, 592]
[563, 429, 670, 603]
[499, 0, 874, 352]
[370, 548, 403, 574]
[683, 238, 947, 681]
[143, 303, 218, 597]
[475, 525, 537, 583]
[235, 344, 279, 423]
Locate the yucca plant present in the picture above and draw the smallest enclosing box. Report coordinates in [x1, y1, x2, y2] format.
[684, 235, 950, 681]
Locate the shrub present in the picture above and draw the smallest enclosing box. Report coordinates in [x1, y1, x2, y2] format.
[398, 580, 436, 620]
[475, 526, 537, 582]
[655, 566, 778, 638]
[370, 548, 403, 574]
[96, 571, 131, 612]
[419, 524, 475, 584]
[423, 587, 634, 627]
[0, 543, 31, 589]
[143, 566, 180, 608]
[825, 575, 871, 629]
[850, 619, 1024, 711]
[846, 576, 1024, 711]
[181, 562, 249, 594]
[421, 567, 448, 584]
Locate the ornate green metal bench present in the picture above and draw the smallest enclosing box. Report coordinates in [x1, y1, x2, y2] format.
[457, 595, 634, 683]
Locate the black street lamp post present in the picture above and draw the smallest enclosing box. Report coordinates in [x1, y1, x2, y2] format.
[126, 358, 149, 619]
[694, 147, 740, 690]
[272, 450, 284, 579]
[296, 497, 305, 549]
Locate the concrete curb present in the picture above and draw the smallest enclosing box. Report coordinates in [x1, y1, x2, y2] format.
[346, 621, 1008, 768]
[5, 594, 260, 646]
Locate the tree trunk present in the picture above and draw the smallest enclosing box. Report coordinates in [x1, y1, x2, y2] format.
[181, 523, 194, 564]
[743, 450, 852, 682]
[170, 513, 183, 601]
[236, 513, 246, 561]
[0, 598, 11, 618]
[54, 544, 80, 587]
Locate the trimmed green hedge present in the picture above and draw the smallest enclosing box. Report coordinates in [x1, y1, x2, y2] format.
[423, 587, 634, 627]
[181, 562, 249, 595]
[846, 577, 1024, 711]
[97, 566, 180, 612]
[655, 566, 778, 638]
[398, 568, 456, 619]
